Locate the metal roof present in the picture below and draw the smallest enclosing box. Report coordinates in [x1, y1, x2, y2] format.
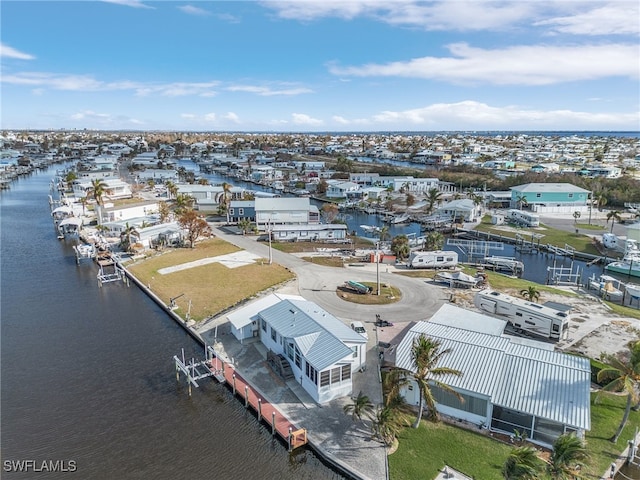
[258, 299, 364, 371]
[255, 197, 310, 211]
[429, 303, 508, 337]
[510, 183, 589, 194]
[395, 306, 591, 430]
[227, 293, 303, 330]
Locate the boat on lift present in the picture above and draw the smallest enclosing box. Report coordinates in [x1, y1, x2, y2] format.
[606, 239, 640, 278]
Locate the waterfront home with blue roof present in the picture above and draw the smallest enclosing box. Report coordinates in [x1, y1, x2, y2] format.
[510, 182, 590, 213]
[257, 299, 368, 403]
[395, 304, 590, 447]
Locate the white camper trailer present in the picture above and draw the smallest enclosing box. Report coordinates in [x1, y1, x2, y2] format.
[474, 289, 569, 341]
[408, 250, 458, 269]
[507, 209, 540, 227]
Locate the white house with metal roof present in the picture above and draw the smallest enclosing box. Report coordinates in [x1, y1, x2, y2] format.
[227, 293, 303, 342]
[510, 183, 590, 213]
[257, 298, 368, 404]
[254, 197, 319, 231]
[395, 304, 590, 447]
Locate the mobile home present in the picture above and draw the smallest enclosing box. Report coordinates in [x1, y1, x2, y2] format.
[408, 250, 458, 269]
[474, 289, 570, 341]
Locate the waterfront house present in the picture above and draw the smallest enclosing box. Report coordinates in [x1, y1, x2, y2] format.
[436, 198, 481, 222]
[72, 178, 133, 201]
[254, 197, 319, 231]
[326, 180, 361, 199]
[96, 200, 160, 224]
[395, 304, 590, 447]
[257, 298, 368, 403]
[510, 183, 590, 213]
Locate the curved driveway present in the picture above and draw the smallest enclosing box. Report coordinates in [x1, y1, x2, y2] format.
[212, 226, 446, 324]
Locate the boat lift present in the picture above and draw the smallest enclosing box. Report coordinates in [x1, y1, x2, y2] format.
[446, 238, 504, 261]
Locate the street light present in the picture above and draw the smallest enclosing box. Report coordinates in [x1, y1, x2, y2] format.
[376, 241, 380, 296]
[268, 217, 273, 265]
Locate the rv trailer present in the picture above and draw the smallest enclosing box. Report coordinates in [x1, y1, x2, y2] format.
[507, 209, 540, 227]
[408, 250, 459, 269]
[474, 289, 569, 341]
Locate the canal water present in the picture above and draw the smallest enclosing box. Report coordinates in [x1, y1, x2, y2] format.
[0, 166, 342, 479]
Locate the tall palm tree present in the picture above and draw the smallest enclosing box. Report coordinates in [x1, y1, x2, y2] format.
[502, 446, 544, 480]
[343, 391, 375, 423]
[378, 225, 390, 243]
[406, 335, 462, 427]
[89, 178, 108, 206]
[547, 432, 589, 480]
[520, 286, 541, 303]
[423, 231, 444, 251]
[597, 342, 640, 442]
[606, 210, 622, 233]
[215, 182, 233, 224]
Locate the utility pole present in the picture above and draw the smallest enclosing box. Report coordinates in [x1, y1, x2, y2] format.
[376, 242, 380, 296]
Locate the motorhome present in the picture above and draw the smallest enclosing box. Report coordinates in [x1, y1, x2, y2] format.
[507, 209, 540, 227]
[474, 289, 570, 341]
[408, 250, 458, 269]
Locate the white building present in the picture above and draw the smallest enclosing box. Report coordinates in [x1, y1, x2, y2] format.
[257, 298, 368, 404]
[254, 197, 319, 230]
[395, 304, 591, 447]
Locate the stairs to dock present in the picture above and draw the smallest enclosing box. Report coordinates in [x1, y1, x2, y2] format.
[267, 351, 295, 381]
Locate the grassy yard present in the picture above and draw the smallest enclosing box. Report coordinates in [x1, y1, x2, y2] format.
[389, 392, 640, 480]
[474, 216, 601, 256]
[127, 238, 294, 321]
[337, 282, 401, 305]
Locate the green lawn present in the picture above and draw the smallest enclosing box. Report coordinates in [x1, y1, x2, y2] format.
[473, 216, 601, 256]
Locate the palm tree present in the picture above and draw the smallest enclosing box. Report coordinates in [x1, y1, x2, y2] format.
[120, 222, 140, 252]
[502, 446, 544, 480]
[597, 342, 640, 442]
[343, 391, 375, 423]
[406, 335, 462, 427]
[89, 178, 108, 206]
[165, 180, 178, 200]
[158, 201, 171, 223]
[237, 218, 252, 235]
[423, 231, 444, 251]
[391, 234, 411, 261]
[516, 194, 529, 211]
[426, 188, 443, 214]
[547, 432, 589, 479]
[215, 182, 233, 224]
[370, 405, 403, 446]
[573, 211, 581, 225]
[606, 210, 622, 233]
[520, 286, 540, 303]
[594, 190, 608, 211]
[378, 225, 391, 243]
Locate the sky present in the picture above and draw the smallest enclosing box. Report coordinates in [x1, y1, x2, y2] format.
[1, 0, 639, 132]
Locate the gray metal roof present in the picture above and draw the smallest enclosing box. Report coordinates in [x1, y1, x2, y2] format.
[429, 303, 507, 337]
[395, 306, 591, 430]
[227, 293, 303, 330]
[258, 299, 364, 371]
[255, 197, 310, 211]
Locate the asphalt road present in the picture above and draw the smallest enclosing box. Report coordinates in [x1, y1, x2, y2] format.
[210, 225, 446, 324]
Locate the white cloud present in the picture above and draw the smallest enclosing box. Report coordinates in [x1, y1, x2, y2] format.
[535, 2, 640, 36]
[292, 113, 323, 126]
[0, 43, 35, 60]
[365, 100, 639, 129]
[181, 113, 196, 119]
[223, 112, 241, 123]
[102, 0, 154, 9]
[332, 115, 350, 124]
[262, 1, 535, 31]
[70, 110, 111, 121]
[178, 5, 211, 16]
[2, 72, 220, 96]
[329, 42, 640, 85]
[227, 84, 313, 96]
[204, 113, 217, 122]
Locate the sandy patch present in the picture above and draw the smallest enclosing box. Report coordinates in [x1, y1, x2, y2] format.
[158, 251, 262, 274]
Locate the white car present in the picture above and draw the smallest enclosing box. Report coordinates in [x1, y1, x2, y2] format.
[350, 321, 368, 340]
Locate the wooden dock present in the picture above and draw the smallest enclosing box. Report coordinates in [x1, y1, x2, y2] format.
[175, 347, 307, 451]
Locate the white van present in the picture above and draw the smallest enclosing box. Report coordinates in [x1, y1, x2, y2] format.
[350, 321, 368, 340]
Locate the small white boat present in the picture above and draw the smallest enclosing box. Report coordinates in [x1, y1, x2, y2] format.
[434, 271, 486, 288]
[625, 283, 640, 298]
[390, 213, 411, 225]
[589, 274, 624, 301]
[360, 225, 381, 234]
[483, 256, 524, 274]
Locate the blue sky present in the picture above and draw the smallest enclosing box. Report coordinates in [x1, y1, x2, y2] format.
[1, 1, 639, 132]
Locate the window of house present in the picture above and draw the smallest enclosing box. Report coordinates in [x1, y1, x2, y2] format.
[229, 208, 235, 215]
[568, 193, 573, 198]
[352, 346, 358, 358]
[331, 367, 341, 384]
[536, 193, 541, 198]
[271, 326, 276, 342]
[239, 208, 244, 215]
[305, 362, 318, 385]
[261, 319, 266, 332]
[286, 342, 294, 361]
[341, 364, 351, 381]
[320, 371, 330, 387]
[295, 347, 301, 369]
